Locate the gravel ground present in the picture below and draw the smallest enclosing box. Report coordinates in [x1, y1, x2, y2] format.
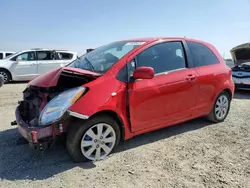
[0, 83, 250, 188]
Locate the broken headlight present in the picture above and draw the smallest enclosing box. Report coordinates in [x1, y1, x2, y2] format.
[38, 86, 86, 126]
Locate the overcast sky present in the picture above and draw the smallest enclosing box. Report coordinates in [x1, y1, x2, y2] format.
[1, 0, 250, 58]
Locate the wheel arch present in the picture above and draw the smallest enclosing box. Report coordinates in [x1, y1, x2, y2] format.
[89, 110, 125, 141]
[223, 88, 233, 101]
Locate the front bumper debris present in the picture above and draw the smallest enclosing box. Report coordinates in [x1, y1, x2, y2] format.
[15, 106, 68, 150]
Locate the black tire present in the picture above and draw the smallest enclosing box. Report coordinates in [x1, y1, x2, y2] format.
[66, 115, 121, 163]
[0, 69, 11, 84]
[207, 91, 231, 123]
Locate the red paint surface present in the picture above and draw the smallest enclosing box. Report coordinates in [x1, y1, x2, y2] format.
[29, 37, 235, 140]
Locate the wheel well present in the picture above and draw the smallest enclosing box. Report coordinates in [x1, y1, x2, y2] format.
[0, 68, 12, 80]
[223, 88, 232, 101]
[90, 110, 125, 140]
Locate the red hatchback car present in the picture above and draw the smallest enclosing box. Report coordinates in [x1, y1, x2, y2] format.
[15, 37, 234, 162]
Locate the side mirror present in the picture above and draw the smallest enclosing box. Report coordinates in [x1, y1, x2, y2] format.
[133, 66, 154, 80]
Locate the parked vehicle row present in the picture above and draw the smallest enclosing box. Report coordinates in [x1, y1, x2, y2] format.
[13, 37, 234, 162]
[0, 49, 77, 83]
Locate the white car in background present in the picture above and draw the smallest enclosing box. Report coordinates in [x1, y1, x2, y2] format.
[0, 49, 77, 83]
[0, 51, 15, 59]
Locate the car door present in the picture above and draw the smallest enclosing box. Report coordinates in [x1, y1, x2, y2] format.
[37, 51, 61, 74]
[186, 41, 221, 114]
[10, 51, 38, 80]
[128, 41, 199, 132]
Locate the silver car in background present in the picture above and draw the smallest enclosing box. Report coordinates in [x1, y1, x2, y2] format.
[0, 49, 77, 83]
[230, 43, 250, 90]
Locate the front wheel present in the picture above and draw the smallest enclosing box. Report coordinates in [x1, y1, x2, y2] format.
[66, 115, 121, 162]
[207, 91, 231, 122]
[0, 69, 11, 83]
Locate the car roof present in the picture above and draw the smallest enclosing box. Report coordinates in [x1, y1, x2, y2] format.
[122, 37, 209, 44]
[14, 49, 77, 54]
[0, 51, 15, 53]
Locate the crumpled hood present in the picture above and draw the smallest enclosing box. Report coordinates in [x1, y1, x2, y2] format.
[28, 67, 101, 87]
[230, 43, 250, 65]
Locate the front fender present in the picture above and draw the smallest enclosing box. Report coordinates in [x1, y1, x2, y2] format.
[68, 78, 133, 140]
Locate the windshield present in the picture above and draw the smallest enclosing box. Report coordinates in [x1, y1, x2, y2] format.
[68, 41, 145, 73]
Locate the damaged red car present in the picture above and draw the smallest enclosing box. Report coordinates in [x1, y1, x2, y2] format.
[14, 37, 234, 162]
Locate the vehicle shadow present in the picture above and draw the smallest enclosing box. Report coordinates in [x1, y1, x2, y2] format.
[116, 118, 211, 153]
[8, 81, 29, 84]
[0, 117, 211, 181]
[234, 90, 250, 99]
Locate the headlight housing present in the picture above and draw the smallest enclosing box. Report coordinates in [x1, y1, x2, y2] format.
[38, 86, 86, 126]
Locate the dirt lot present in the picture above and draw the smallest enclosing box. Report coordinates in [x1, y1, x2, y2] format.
[0, 83, 250, 188]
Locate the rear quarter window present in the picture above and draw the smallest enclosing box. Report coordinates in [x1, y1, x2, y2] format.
[6, 53, 13, 57]
[0, 53, 3, 59]
[187, 41, 219, 67]
[57, 52, 74, 60]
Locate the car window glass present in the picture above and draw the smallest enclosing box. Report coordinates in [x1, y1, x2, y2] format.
[37, 51, 54, 60]
[6, 53, 13, 57]
[187, 41, 219, 67]
[0, 53, 3, 59]
[136, 42, 186, 74]
[105, 45, 134, 59]
[57, 52, 73, 60]
[16, 52, 35, 61]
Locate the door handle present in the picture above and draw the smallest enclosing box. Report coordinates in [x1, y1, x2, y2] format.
[186, 74, 196, 82]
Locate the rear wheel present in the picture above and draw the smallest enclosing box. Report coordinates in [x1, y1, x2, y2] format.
[0, 69, 11, 83]
[66, 115, 121, 162]
[207, 91, 231, 122]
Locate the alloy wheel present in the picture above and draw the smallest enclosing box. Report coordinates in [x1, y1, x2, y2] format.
[215, 95, 229, 120]
[80, 123, 116, 161]
[0, 71, 8, 83]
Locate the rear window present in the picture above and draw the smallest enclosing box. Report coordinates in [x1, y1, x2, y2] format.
[187, 41, 219, 67]
[0, 53, 3, 59]
[57, 52, 73, 60]
[6, 53, 13, 57]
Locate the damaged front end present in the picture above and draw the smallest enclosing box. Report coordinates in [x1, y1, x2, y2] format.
[14, 67, 100, 150]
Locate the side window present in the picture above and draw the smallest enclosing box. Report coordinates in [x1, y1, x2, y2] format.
[6, 53, 13, 57]
[0, 53, 3, 59]
[136, 42, 186, 74]
[37, 51, 54, 61]
[16, 52, 35, 61]
[57, 52, 73, 60]
[187, 42, 219, 67]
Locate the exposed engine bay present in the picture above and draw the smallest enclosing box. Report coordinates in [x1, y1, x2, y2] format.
[18, 70, 98, 127]
[232, 63, 250, 72]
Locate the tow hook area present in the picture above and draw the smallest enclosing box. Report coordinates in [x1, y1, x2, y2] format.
[29, 141, 53, 151]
